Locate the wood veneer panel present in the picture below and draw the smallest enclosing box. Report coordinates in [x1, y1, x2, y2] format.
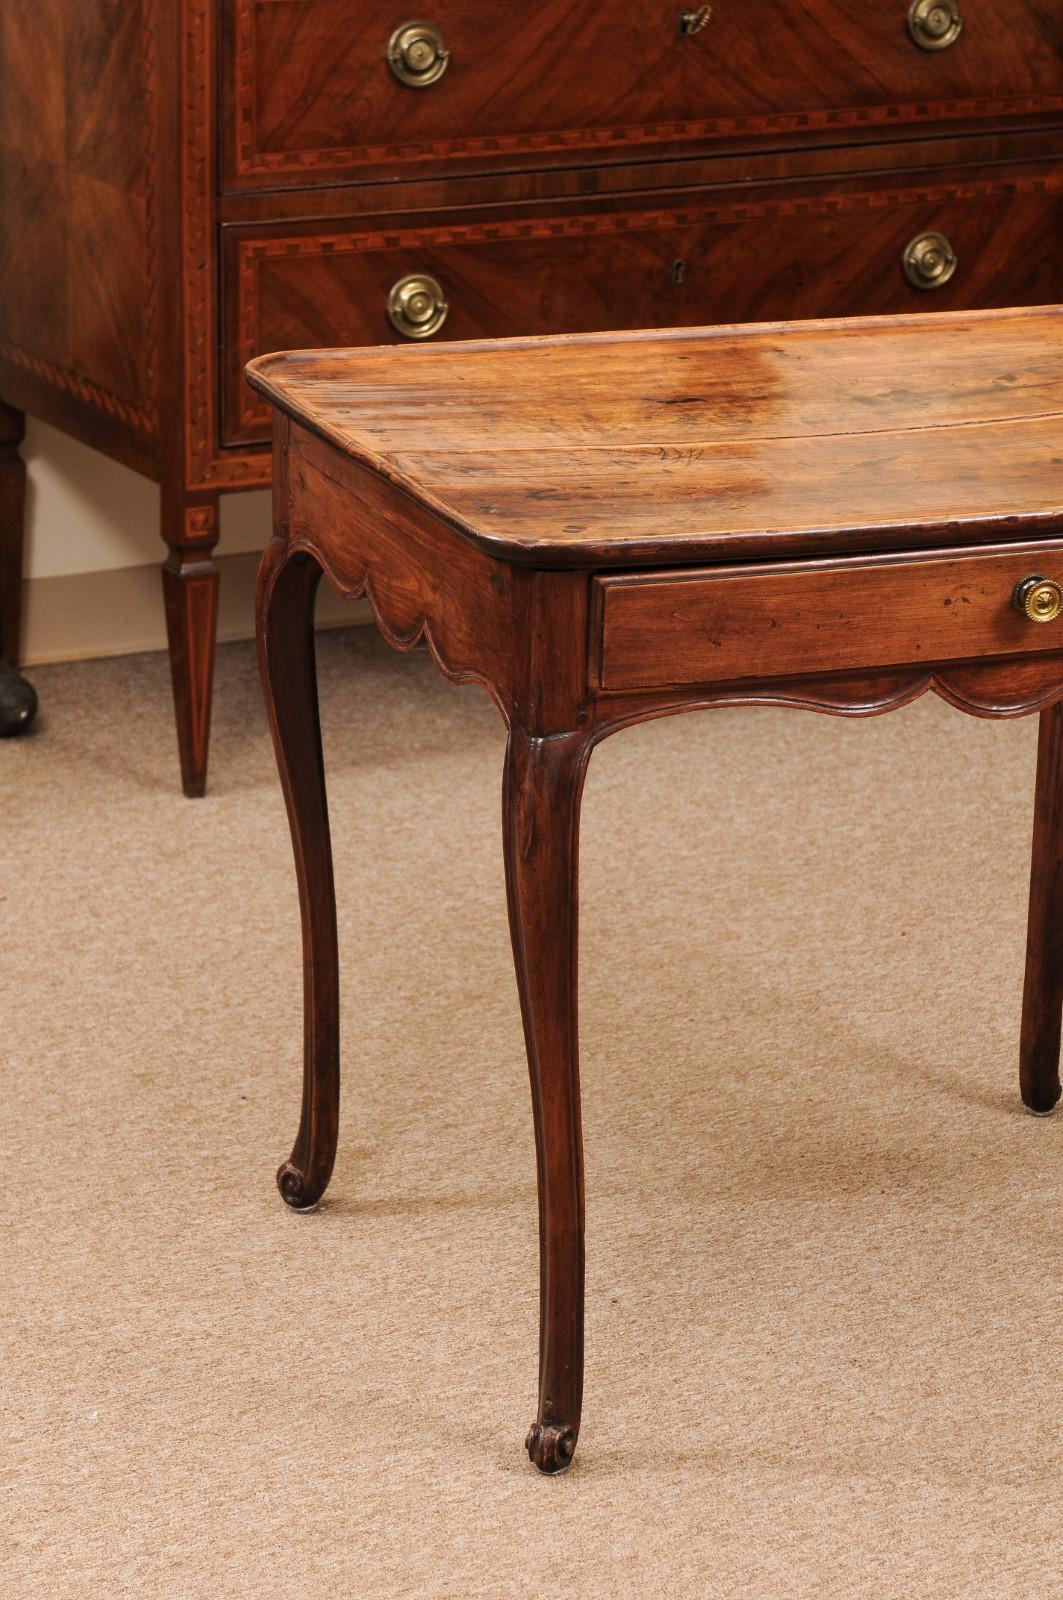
[0, 0, 158, 439]
[224, 167, 1063, 446]
[224, 0, 1063, 187]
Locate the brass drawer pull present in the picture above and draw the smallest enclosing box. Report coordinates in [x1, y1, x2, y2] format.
[908, 0, 963, 49]
[903, 231, 958, 290]
[1014, 575, 1063, 624]
[388, 273, 449, 339]
[387, 20, 450, 87]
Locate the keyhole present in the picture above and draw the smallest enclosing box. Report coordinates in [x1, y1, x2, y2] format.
[679, 6, 712, 36]
[672, 259, 686, 286]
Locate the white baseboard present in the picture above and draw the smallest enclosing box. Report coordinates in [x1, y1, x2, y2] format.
[20, 551, 370, 666]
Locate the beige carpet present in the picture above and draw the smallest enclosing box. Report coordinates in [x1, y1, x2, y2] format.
[4, 627, 1062, 1599]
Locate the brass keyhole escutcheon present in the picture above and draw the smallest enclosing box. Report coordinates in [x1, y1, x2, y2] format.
[903, 230, 958, 290]
[679, 7, 712, 35]
[387, 21, 450, 87]
[388, 273, 449, 339]
[1014, 575, 1063, 625]
[908, 0, 963, 49]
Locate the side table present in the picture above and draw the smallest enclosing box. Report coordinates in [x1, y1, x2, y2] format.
[249, 306, 1063, 1474]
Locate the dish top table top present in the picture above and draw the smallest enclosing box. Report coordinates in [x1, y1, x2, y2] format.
[247, 307, 1063, 569]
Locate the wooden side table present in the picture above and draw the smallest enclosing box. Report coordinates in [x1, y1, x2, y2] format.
[249, 306, 1063, 1474]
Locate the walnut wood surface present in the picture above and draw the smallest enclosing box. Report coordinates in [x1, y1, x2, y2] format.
[590, 655, 1063, 728]
[286, 423, 518, 718]
[247, 307, 1063, 569]
[1021, 704, 1063, 1113]
[225, 163, 1063, 447]
[595, 541, 1063, 691]
[257, 529, 340, 1211]
[0, 402, 25, 665]
[226, 0, 1063, 187]
[161, 497, 221, 798]
[257, 304, 1063, 1474]
[0, 0, 158, 439]
[1, 2, 1060, 791]
[504, 725, 592, 1476]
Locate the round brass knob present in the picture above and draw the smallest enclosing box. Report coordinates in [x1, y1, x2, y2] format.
[387, 273, 449, 339]
[908, 0, 963, 49]
[902, 231, 958, 290]
[1014, 575, 1063, 625]
[387, 21, 449, 87]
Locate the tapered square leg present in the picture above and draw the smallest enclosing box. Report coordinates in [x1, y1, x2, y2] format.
[1020, 703, 1063, 1114]
[0, 402, 26, 667]
[162, 497, 220, 798]
[503, 725, 593, 1474]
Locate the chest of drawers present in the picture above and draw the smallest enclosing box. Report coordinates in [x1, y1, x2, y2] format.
[1, 0, 1061, 793]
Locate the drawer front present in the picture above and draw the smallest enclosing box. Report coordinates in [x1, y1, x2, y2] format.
[594, 544, 1063, 693]
[223, 167, 1063, 449]
[224, 0, 1063, 188]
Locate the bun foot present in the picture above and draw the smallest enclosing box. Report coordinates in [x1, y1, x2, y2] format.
[0, 659, 37, 736]
[276, 1161, 323, 1212]
[526, 1422, 577, 1475]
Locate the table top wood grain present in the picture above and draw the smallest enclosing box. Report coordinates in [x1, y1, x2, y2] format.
[246, 306, 1063, 569]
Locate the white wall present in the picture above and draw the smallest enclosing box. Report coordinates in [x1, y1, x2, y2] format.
[19, 422, 362, 665]
[24, 419, 272, 578]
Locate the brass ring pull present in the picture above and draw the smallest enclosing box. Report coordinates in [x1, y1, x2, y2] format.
[387, 21, 449, 87]
[388, 273, 449, 339]
[903, 231, 958, 290]
[1014, 575, 1063, 625]
[908, 0, 963, 49]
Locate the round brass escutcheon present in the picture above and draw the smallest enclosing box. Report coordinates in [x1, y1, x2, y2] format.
[387, 20, 449, 86]
[388, 272, 449, 339]
[908, 0, 963, 49]
[903, 230, 958, 290]
[1014, 574, 1063, 624]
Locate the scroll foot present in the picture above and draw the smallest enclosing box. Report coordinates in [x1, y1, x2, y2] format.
[525, 1421, 577, 1475]
[276, 1161, 324, 1211]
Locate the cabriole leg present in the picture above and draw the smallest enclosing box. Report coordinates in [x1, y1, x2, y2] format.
[161, 496, 220, 798]
[1020, 703, 1063, 1114]
[503, 725, 593, 1474]
[256, 540, 339, 1210]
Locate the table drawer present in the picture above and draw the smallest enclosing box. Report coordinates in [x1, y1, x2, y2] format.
[223, 165, 1063, 448]
[224, 0, 1063, 188]
[593, 544, 1063, 692]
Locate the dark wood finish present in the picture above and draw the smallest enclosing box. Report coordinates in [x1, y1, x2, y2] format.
[251, 306, 1063, 1474]
[1, 3, 1060, 789]
[504, 725, 592, 1477]
[257, 531, 340, 1210]
[0, 0, 157, 438]
[1021, 704, 1063, 1114]
[224, 0, 1063, 189]
[0, 402, 25, 665]
[223, 164, 1063, 448]
[161, 496, 220, 798]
